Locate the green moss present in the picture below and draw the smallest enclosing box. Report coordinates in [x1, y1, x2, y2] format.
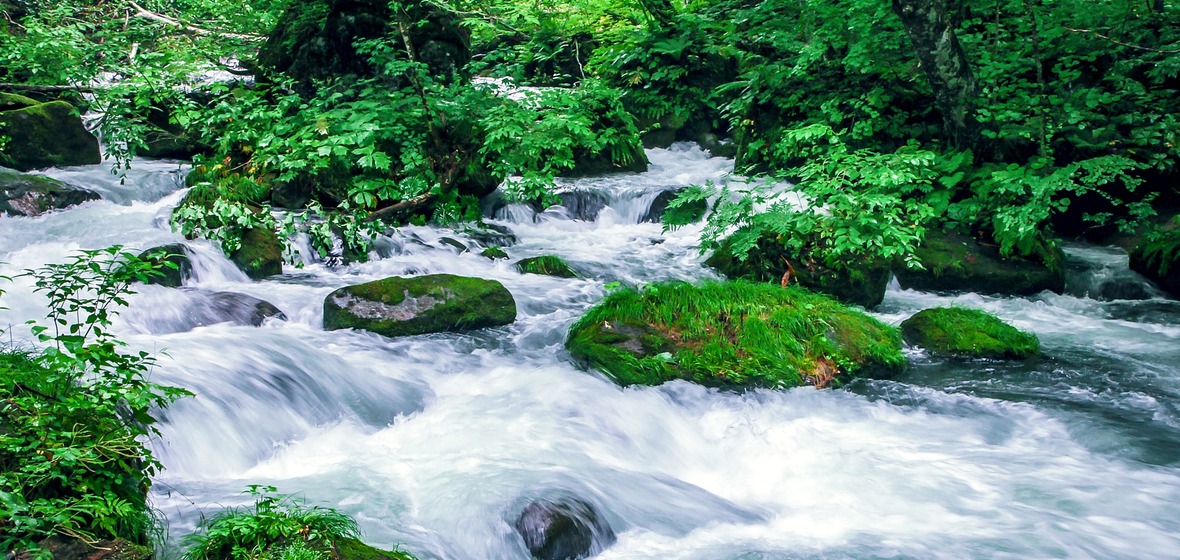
[566, 280, 905, 389]
[515, 255, 580, 278]
[334, 538, 418, 560]
[0, 92, 39, 109]
[323, 273, 517, 337]
[895, 231, 1065, 296]
[900, 307, 1039, 359]
[481, 247, 509, 260]
[230, 227, 284, 280]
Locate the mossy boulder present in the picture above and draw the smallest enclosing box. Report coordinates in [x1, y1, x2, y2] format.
[900, 307, 1039, 359]
[894, 231, 1065, 296]
[323, 273, 516, 337]
[705, 230, 891, 309]
[138, 243, 193, 287]
[1129, 215, 1180, 299]
[0, 166, 99, 216]
[481, 246, 509, 260]
[257, 0, 470, 92]
[515, 255, 580, 278]
[230, 227, 284, 280]
[566, 281, 905, 389]
[0, 93, 100, 171]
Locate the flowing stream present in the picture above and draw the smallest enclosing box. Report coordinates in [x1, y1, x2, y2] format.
[2, 145, 1179, 559]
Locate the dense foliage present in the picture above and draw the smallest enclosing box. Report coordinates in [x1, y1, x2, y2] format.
[0, 248, 189, 554]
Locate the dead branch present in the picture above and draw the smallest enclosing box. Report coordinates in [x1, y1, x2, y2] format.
[365, 193, 438, 223]
[1063, 26, 1180, 53]
[127, 1, 261, 41]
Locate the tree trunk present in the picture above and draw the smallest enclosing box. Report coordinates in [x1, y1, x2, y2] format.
[892, 0, 981, 151]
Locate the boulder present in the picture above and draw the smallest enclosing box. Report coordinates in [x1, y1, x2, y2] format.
[516, 256, 580, 278]
[894, 231, 1065, 296]
[141, 290, 286, 334]
[705, 230, 890, 309]
[323, 273, 516, 337]
[566, 281, 905, 388]
[557, 189, 610, 221]
[641, 189, 706, 224]
[900, 307, 1039, 359]
[0, 166, 99, 216]
[230, 227, 284, 280]
[514, 496, 616, 560]
[138, 244, 193, 288]
[0, 93, 101, 170]
[1128, 215, 1180, 299]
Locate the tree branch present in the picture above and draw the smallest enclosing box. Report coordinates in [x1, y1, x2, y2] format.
[127, 1, 261, 41]
[366, 194, 438, 223]
[1063, 26, 1180, 53]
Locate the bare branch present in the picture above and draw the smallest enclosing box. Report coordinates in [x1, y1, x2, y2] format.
[127, 1, 261, 41]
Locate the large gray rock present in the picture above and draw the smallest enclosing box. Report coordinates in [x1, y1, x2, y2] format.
[514, 496, 616, 560]
[0, 93, 101, 170]
[323, 273, 516, 337]
[0, 166, 98, 216]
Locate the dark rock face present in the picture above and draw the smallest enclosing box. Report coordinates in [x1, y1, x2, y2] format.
[894, 231, 1066, 296]
[208, 291, 287, 327]
[230, 227, 284, 280]
[0, 93, 101, 171]
[641, 189, 706, 224]
[323, 273, 516, 337]
[139, 243, 194, 288]
[514, 496, 616, 560]
[0, 166, 99, 216]
[705, 230, 890, 309]
[257, 0, 470, 92]
[558, 190, 610, 221]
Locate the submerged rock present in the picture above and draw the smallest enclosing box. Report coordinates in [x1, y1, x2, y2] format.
[323, 273, 516, 337]
[894, 231, 1065, 296]
[516, 255, 580, 278]
[139, 243, 193, 288]
[900, 307, 1039, 359]
[0, 166, 99, 216]
[230, 227, 284, 280]
[566, 281, 905, 388]
[705, 230, 890, 309]
[0, 93, 101, 170]
[514, 496, 616, 560]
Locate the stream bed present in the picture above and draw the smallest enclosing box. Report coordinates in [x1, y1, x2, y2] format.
[2, 145, 1179, 559]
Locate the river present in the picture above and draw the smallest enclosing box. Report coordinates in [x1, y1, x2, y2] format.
[1, 145, 1179, 559]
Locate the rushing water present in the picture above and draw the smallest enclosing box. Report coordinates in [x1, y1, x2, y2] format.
[2, 146, 1180, 559]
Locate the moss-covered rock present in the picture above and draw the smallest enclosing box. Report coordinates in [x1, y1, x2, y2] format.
[705, 230, 890, 309]
[894, 231, 1065, 296]
[566, 281, 905, 389]
[323, 273, 516, 337]
[900, 307, 1039, 359]
[515, 255, 580, 278]
[230, 227, 284, 280]
[481, 246, 509, 260]
[138, 243, 193, 287]
[0, 166, 99, 216]
[0, 94, 100, 171]
[1129, 214, 1180, 299]
[334, 538, 417, 560]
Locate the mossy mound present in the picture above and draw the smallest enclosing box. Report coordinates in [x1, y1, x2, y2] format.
[894, 231, 1065, 296]
[566, 281, 905, 389]
[515, 255, 580, 278]
[0, 166, 99, 216]
[0, 94, 100, 171]
[900, 307, 1039, 359]
[1129, 214, 1180, 299]
[705, 230, 891, 309]
[481, 246, 509, 260]
[230, 227, 284, 280]
[323, 273, 516, 337]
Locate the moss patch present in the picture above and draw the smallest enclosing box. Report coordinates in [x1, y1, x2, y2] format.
[481, 246, 509, 260]
[323, 273, 516, 337]
[895, 231, 1065, 296]
[566, 280, 905, 389]
[334, 538, 418, 560]
[230, 227, 284, 280]
[900, 307, 1039, 359]
[516, 255, 580, 278]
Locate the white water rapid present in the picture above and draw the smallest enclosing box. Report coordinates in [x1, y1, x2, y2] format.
[2, 145, 1179, 559]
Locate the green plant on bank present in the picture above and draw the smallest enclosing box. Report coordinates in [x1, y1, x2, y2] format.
[0, 247, 190, 555]
[566, 280, 905, 388]
[1134, 215, 1180, 278]
[183, 485, 416, 560]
